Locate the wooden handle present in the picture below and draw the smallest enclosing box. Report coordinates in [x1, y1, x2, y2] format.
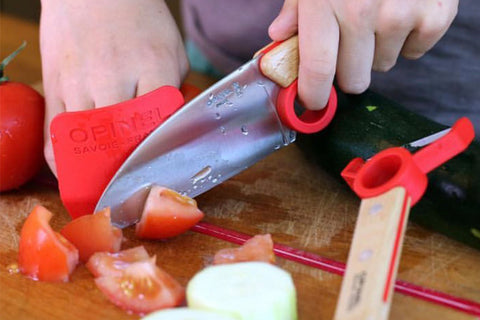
[334, 187, 411, 320]
[255, 35, 299, 88]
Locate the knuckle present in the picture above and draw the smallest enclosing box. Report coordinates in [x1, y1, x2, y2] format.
[418, 20, 448, 41]
[416, 6, 457, 41]
[348, 0, 376, 20]
[378, 9, 412, 34]
[300, 59, 335, 85]
[343, 0, 377, 29]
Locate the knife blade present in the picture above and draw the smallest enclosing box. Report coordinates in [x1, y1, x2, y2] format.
[95, 37, 337, 228]
[402, 127, 450, 150]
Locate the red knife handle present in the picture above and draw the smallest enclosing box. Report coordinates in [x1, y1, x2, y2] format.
[50, 86, 184, 218]
[257, 36, 337, 134]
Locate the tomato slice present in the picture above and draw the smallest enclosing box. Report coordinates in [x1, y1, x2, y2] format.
[60, 207, 122, 263]
[86, 246, 150, 278]
[18, 205, 79, 282]
[213, 234, 276, 265]
[94, 256, 185, 315]
[135, 186, 204, 239]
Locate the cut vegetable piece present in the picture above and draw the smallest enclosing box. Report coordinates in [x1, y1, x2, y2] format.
[60, 207, 122, 263]
[187, 262, 297, 320]
[18, 205, 79, 282]
[142, 307, 236, 320]
[94, 256, 185, 315]
[213, 234, 275, 265]
[136, 185, 204, 239]
[86, 246, 150, 277]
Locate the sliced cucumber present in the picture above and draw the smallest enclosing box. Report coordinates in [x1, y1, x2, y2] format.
[141, 307, 236, 320]
[186, 262, 297, 320]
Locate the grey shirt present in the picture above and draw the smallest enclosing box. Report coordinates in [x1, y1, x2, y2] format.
[181, 0, 479, 133]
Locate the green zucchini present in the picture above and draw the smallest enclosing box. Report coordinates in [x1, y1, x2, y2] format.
[297, 89, 480, 250]
[186, 262, 297, 320]
[142, 308, 236, 320]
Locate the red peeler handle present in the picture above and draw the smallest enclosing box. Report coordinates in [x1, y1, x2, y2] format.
[341, 117, 475, 205]
[412, 117, 475, 173]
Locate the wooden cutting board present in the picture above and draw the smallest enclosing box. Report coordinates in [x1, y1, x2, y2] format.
[1, 13, 480, 320]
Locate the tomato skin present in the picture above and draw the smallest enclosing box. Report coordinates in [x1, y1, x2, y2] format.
[0, 82, 45, 191]
[92, 254, 185, 314]
[86, 246, 150, 278]
[213, 234, 276, 265]
[135, 186, 204, 239]
[18, 205, 79, 282]
[60, 208, 123, 263]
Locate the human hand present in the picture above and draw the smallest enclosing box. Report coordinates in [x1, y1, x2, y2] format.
[40, 0, 188, 175]
[269, 0, 458, 110]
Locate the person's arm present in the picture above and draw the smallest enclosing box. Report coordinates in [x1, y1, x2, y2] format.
[269, 0, 459, 110]
[40, 0, 188, 175]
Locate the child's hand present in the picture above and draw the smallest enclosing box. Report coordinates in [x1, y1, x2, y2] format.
[40, 0, 188, 175]
[269, 0, 458, 110]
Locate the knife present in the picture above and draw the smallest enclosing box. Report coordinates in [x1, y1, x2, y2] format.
[95, 36, 338, 228]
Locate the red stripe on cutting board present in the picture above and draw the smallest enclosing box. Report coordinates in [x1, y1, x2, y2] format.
[192, 221, 480, 317]
[383, 194, 411, 302]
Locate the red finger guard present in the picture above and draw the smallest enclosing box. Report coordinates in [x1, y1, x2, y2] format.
[276, 80, 337, 134]
[50, 86, 184, 218]
[341, 117, 475, 205]
[258, 40, 337, 134]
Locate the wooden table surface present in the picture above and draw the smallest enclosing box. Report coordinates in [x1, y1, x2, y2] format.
[1, 14, 480, 320]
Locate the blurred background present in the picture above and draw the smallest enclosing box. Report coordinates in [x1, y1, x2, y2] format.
[1, 0, 41, 21]
[0, 0, 183, 87]
[0, 0, 182, 24]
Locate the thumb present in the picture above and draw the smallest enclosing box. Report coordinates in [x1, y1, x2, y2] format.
[269, 0, 299, 41]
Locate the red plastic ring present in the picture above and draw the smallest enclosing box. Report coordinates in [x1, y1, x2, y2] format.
[276, 80, 337, 134]
[352, 147, 428, 205]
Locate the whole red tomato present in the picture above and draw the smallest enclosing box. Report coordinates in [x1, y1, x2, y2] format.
[0, 81, 45, 191]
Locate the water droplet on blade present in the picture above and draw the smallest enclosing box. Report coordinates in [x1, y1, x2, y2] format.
[191, 166, 212, 184]
[241, 125, 248, 135]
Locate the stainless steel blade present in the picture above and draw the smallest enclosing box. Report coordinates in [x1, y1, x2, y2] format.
[402, 128, 451, 151]
[95, 57, 296, 228]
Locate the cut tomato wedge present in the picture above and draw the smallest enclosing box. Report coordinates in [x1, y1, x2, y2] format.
[60, 207, 123, 263]
[94, 256, 185, 315]
[86, 246, 150, 278]
[18, 205, 79, 282]
[135, 186, 204, 239]
[213, 234, 276, 265]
